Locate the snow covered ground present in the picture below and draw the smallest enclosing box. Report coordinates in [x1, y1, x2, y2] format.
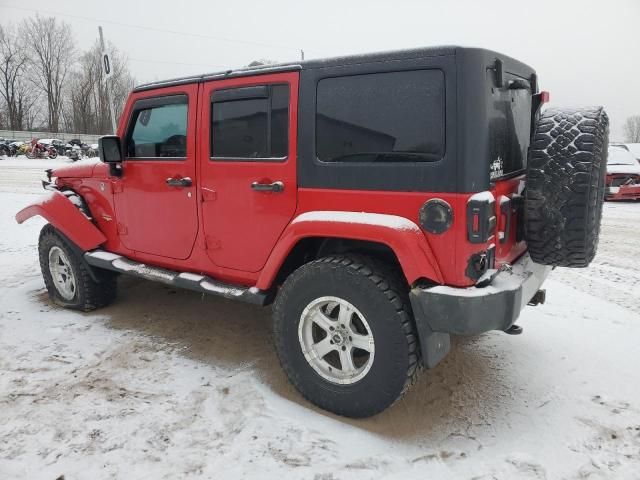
[1, 159, 639, 479]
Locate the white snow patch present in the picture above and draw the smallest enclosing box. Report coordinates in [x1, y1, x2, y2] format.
[112, 258, 175, 283]
[291, 210, 420, 232]
[468, 190, 495, 203]
[177, 272, 205, 282]
[200, 280, 244, 297]
[607, 163, 640, 175]
[427, 253, 550, 304]
[86, 251, 122, 262]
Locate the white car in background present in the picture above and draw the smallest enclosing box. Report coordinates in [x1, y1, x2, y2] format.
[606, 144, 640, 200]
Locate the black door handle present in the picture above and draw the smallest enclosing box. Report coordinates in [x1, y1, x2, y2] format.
[166, 176, 192, 187]
[251, 181, 284, 193]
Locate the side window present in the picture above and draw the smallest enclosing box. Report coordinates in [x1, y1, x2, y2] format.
[127, 95, 188, 158]
[316, 70, 445, 163]
[211, 84, 289, 160]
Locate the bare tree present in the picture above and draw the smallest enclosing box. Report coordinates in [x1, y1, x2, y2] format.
[63, 40, 135, 134]
[22, 15, 74, 132]
[0, 24, 38, 130]
[623, 116, 640, 143]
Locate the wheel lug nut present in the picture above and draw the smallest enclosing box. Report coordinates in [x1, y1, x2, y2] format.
[341, 346, 346, 351]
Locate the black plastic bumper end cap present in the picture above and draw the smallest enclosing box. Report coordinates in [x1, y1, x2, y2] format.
[505, 324, 523, 335]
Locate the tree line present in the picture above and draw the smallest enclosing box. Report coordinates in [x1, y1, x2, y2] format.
[0, 15, 134, 135]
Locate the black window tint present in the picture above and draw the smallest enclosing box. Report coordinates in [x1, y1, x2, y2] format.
[128, 97, 188, 158]
[211, 84, 289, 159]
[487, 73, 531, 179]
[316, 70, 445, 163]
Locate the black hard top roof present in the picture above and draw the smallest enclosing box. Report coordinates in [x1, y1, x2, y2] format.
[133, 45, 530, 92]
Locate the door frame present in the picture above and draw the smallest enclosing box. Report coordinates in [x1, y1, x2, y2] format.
[197, 71, 300, 273]
[113, 82, 200, 260]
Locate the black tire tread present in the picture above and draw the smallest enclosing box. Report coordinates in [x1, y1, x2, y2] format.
[525, 107, 609, 267]
[39, 224, 117, 311]
[273, 254, 419, 417]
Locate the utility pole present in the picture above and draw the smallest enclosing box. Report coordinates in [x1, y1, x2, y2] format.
[99, 26, 118, 134]
[300, 49, 305, 61]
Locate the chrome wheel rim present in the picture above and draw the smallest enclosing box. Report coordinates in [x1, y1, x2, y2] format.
[48, 246, 76, 301]
[298, 296, 375, 385]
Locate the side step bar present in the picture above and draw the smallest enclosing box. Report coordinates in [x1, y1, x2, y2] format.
[84, 250, 270, 306]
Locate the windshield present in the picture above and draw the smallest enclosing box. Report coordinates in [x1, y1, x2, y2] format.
[608, 147, 637, 165]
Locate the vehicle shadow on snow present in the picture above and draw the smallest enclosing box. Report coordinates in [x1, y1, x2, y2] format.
[85, 276, 536, 440]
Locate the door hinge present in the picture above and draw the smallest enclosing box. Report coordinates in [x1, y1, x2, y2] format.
[205, 235, 221, 250]
[117, 223, 128, 235]
[112, 181, 124, 193]
[202, 187, 217, 202]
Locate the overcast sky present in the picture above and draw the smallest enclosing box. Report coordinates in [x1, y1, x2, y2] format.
[2, 0, 638, 139]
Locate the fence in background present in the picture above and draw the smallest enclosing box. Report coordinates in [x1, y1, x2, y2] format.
[0, 130, 103, 144]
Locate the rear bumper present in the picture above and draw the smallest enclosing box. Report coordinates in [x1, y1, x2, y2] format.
[409, 253, 552, 367]
[606, 184, 640, 200]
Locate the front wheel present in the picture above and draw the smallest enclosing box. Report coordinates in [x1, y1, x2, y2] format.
[48, 149, 57, 159]
[39, 225, 117, 310]
[272, 255, 420, 418]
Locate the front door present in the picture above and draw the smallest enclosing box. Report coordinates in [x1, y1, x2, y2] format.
[200, 72, 298, 272]
[114, 84, 199, 259]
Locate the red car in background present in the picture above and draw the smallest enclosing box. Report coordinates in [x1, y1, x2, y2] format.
[606, 144, 640, 200]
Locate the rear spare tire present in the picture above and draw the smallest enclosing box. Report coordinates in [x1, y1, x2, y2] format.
[525, 107, 609, 267]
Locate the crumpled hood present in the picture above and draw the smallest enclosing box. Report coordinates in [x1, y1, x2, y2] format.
[52, 159, 103, 178]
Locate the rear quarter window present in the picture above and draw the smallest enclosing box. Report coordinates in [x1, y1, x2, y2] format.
[315, 69, 445, 164]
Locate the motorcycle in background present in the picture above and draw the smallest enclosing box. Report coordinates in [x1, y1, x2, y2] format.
[66, 143, 83, 161]
[26, 139, 58, 159]
[65, 138, 90, 161]
[0, 139, 18, 157]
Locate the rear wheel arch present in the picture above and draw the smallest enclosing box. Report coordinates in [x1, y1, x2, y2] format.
[256, 211, 444, 290]
[270, 237, 408, 289]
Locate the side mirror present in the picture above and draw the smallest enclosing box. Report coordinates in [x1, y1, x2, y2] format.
[98, 135, 123, 177]
[99, 135, 123, 163]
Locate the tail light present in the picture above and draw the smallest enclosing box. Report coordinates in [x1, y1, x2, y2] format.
[467, 192, 496, 244]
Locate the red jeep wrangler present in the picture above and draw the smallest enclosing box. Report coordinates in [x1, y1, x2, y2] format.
[16, 47, 609, 418]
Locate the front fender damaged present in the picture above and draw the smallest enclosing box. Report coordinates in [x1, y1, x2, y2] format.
[15, 190, 106, 251]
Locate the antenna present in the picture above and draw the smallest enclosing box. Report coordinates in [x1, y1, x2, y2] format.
[99, 26, 118, 134]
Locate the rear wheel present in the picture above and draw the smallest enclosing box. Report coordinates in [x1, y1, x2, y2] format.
[273, 255, 419, 418]
[525, 107, 609, 267]
[39, 225, 117, 311]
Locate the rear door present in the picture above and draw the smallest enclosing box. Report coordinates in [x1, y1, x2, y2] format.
[114, 84, 199, 259]
[199, 72, 298, 272]
[487, 70, 532, 265]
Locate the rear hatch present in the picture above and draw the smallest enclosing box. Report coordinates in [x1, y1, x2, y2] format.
[487, 66, 536, 268]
